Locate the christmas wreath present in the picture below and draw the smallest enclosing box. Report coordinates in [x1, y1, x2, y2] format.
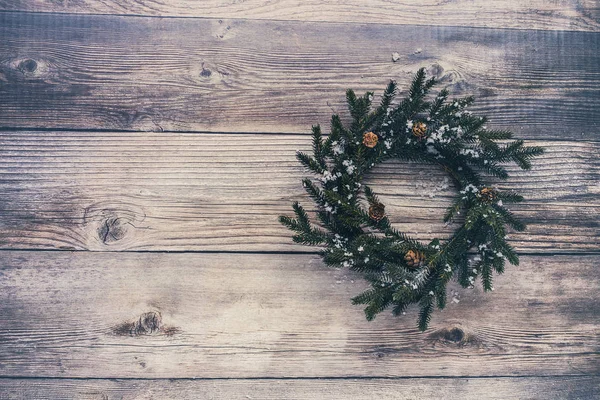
[279, 68, 544, 331]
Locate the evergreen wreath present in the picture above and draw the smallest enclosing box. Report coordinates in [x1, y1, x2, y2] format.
[279, 68, 544, 331]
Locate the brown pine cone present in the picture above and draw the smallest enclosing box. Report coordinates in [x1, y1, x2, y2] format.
[404, 249, 425, 268]
[368, 202, 385, 222]
[412, 121, 427, 138]
[362, 131, 378, 148]
[478, 187, 498, 203]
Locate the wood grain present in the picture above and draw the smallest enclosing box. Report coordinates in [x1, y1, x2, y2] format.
[1, 12, 599, 139]
[0, 376, 598, 399]
[0, 251, 598, 378]
[0, 5, 598, 394]
[0, 132, 598, 252]
[0, 0, 598, 32]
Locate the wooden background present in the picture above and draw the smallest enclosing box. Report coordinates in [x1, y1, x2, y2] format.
[0, 1, 599, 398]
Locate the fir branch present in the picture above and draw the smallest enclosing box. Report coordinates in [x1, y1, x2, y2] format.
[513, 145, 546, 170]
[292, 201, 311, 229]
[364, 80, 397, 129]
[429, 88, 449, 117]
[493, 204, 527, 231]
[363, 185, 380, 205]
[296, 152, 325, 175]
[496, 191, 525, 203]
[311, 124, 327, 168]
[331, 114, 353, 142]
[444, 197, 465, 223]
[481, 260, 494, 291]
[418, 295, 434, 332]
[434, 275, 448, 309]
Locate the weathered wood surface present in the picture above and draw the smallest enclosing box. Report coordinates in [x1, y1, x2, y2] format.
[1, 2, 599, 397]
[0, 132, 598, 252]
[0, 251, 598, 378]
[0, 376, 598, 400]
[0, 0, 599, 32]
[1, 13, 599, 139]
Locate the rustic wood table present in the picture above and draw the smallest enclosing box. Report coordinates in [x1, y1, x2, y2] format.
[0, 1, 598, 398]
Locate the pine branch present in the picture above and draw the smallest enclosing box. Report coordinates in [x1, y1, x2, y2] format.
[481, 261, 494, 291]
[311, 124, 327, 168]
[302, 178, 327, 206]
[435, 275, 448, 309]
[331, 114, 353, 142]
[418, 295, 434, 332]
[363, 185, 380, 205]
[444, 197, 465, 223]
[292, 202, 311, 228]
[296, 152, 325, 175]
[493, 204, 527, 231]
[364, 80, 397, 129]
[497, 191, 525, 203]
[429, 88, 449, 117]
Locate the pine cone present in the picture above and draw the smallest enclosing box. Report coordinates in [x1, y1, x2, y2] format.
[362, 131, 378, 148]
[478, 187, 498, 203]
[404, 249, 425, 268]
[412, 121, 427, 138]
[368, 202, 385, 222]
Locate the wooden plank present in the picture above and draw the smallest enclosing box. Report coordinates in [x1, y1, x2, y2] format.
[0, 0, 598, 32]
[0, 132, 598, 252]
[1, 12, 599, 139]
[0, 376, 598, 399]
[0, 251, 597, 378]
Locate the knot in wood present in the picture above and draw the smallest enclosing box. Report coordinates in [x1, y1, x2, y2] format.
[200, 67, 212, 78]
[428, 326, 472, 346]
[18, 59, 37, 73]
[444, 327, 465, 343]
[112, 311, 180, 337]
[133, 312, 162, 335]
[113, 311, 162, 336]
[98, 217, 127, 244]
[427, 63, 444, 79]
[83, 202, 147, 248]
